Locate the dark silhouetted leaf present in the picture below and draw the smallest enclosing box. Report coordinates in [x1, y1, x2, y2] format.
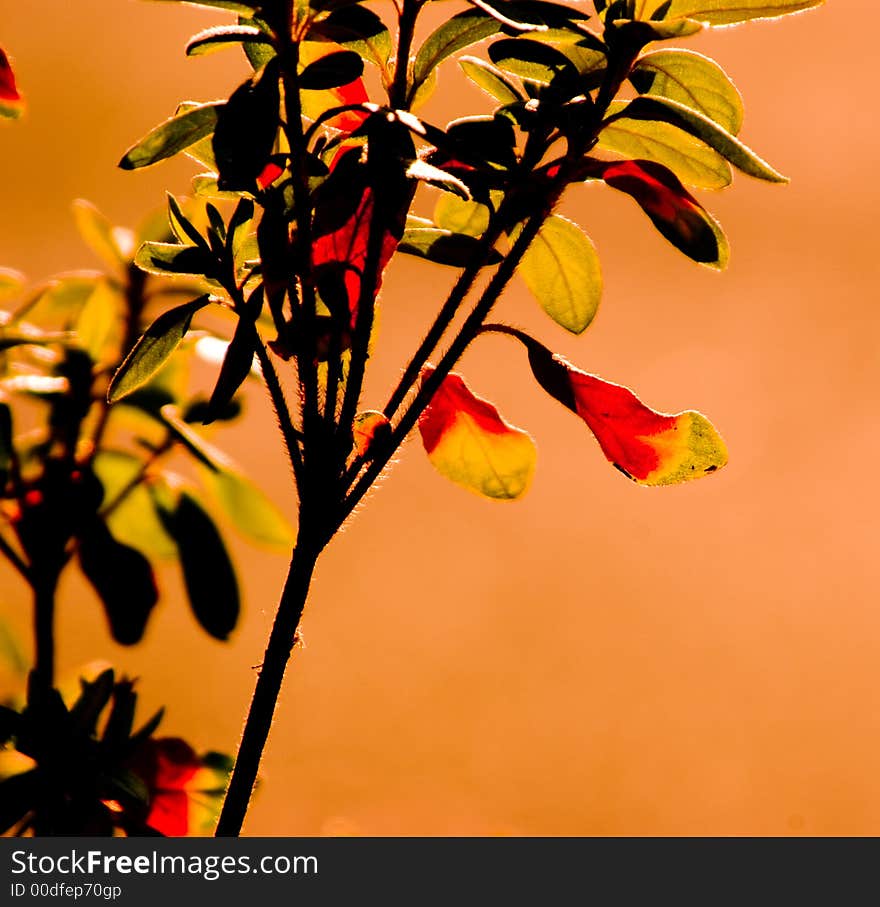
[156, 492, 239, 641]
[78, 519, 158, 645]
[203, 313, 258, 424]
[299, 50, 364, 90]
[109, 297, 209, 402]
[398, 227, 501, 267]
[134, 241, 216, 278]
[0, 402, 12, 488]
[119, 103, 220, 170]
[312, 5, 393, 71]
[213, 60, 280, 192]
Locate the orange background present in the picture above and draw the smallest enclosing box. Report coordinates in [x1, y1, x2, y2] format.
[2, 0, 878, 835]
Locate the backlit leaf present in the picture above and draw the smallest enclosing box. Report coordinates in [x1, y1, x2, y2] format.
[150, 0, 259, 12]
[133, 242, 216, 278]
[459, 55, 523, 104]
[512, 331, 728, 485]
[74, 279, 123, 363]
[652, 0, 822, 26]
[632, 49, 743, 135]
[410, 10, 502, 103]
[602, 159, 728, 267]
[513, 215, 602, 334]
[353, 411, 391, 459]
[108, 296, 209, 402]
[72, 200, 134, 268]
[434, 195, 492, 237]
[156, 491, 240, 641]
[418, 366, 536, 500]
[300, 50, 364, 90]
[119, 103, 220, 170]
[201, 467, 295, 549]
[598, 101, 732, 189]
[0, 268, 25, 301]
[615, 95, 787, 182]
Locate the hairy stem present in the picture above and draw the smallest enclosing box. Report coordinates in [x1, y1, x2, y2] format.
[215, 533, 321, 836]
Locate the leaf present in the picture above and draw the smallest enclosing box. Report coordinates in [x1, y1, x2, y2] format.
[0, 47, 24, 119]
[513, 215, 602, 334]
[167, 194, 209, 250]
[601, 159, 728, 268]
[186, 24, 274, 57]
[300, 50, 364, 90]
[133, 242, 216, 278]
[72, 200, 134, 268]
[203, 314, 258, 424]
[201, 467, 295, 549]
[597, 106, 732, 189]
[406, 159, 472, 199]
[658, 0, 822, 26]
[510, 330, 728, 485]
[74, 279, 123, 363]
[119, 103, 220, 170]
[488, 37, 580, 86]
[410, 9, 503, 102]
[632, 49, 743, 136]
[159, 404, 232, 472]
[93, 451, 177, 559]
[108, 296, 209, 403]
[150, 0, 260, 11]
[311, 5, 393, 72]
[434, 195, 492, 237]
[156, 491, 240, 641]
[459, 55, 523, 104]
[614, 96, 788, 182]
[398, 227, 501, 267]
[77, 519, 158, 645]
[0, 268, 25, 301]
[418, 366, 537, 501]
[213, 62, 280, 192]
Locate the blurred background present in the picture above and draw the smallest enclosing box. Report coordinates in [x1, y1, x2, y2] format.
[2, 0, 878, 835]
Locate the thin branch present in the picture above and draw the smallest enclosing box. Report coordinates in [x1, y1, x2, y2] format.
[0, 530, 29, 581]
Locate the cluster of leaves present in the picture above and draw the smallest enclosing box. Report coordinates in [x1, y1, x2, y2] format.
[0, 667, 230, 835]
[113, 0, 818, 522]
[0, 201, 293, 647]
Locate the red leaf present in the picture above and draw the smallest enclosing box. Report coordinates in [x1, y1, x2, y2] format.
[130, 738, 200, 836]
[0, 48, 24, 117]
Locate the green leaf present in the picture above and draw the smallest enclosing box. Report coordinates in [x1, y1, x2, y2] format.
[134, 242, 216, 278]
[77, 519, 158, 646]
[632, 49, 743, 135]
[72, 200, 133, 268]
[614, 95, 787, 182]
[459, 55, 524, 104]
[658, 0, 822, 26]
[186, 24, 274, 56]
[94, 451, 177, 559]
[488, 37, 579, 85]
[597, 104, 731, 188]
[299, 49, 364, 90]
[398, 227, 501, 267]
[410, 10, 502, 102]
[434, 195, 492, 237]
[74, 279, 122, 364]
[201, 467, 295, 550]
[119, 103, 220, 170]
[155, 491, 240, 641]
[167, 194, 209, 250]
[513, 215, 601, 334]
[108, 296, 209, 403]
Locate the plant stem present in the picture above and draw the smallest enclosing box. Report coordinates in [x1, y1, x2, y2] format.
[391, 0, 421, 109]
[215, 533, 321, 836]
[32, 571, 59, 691]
